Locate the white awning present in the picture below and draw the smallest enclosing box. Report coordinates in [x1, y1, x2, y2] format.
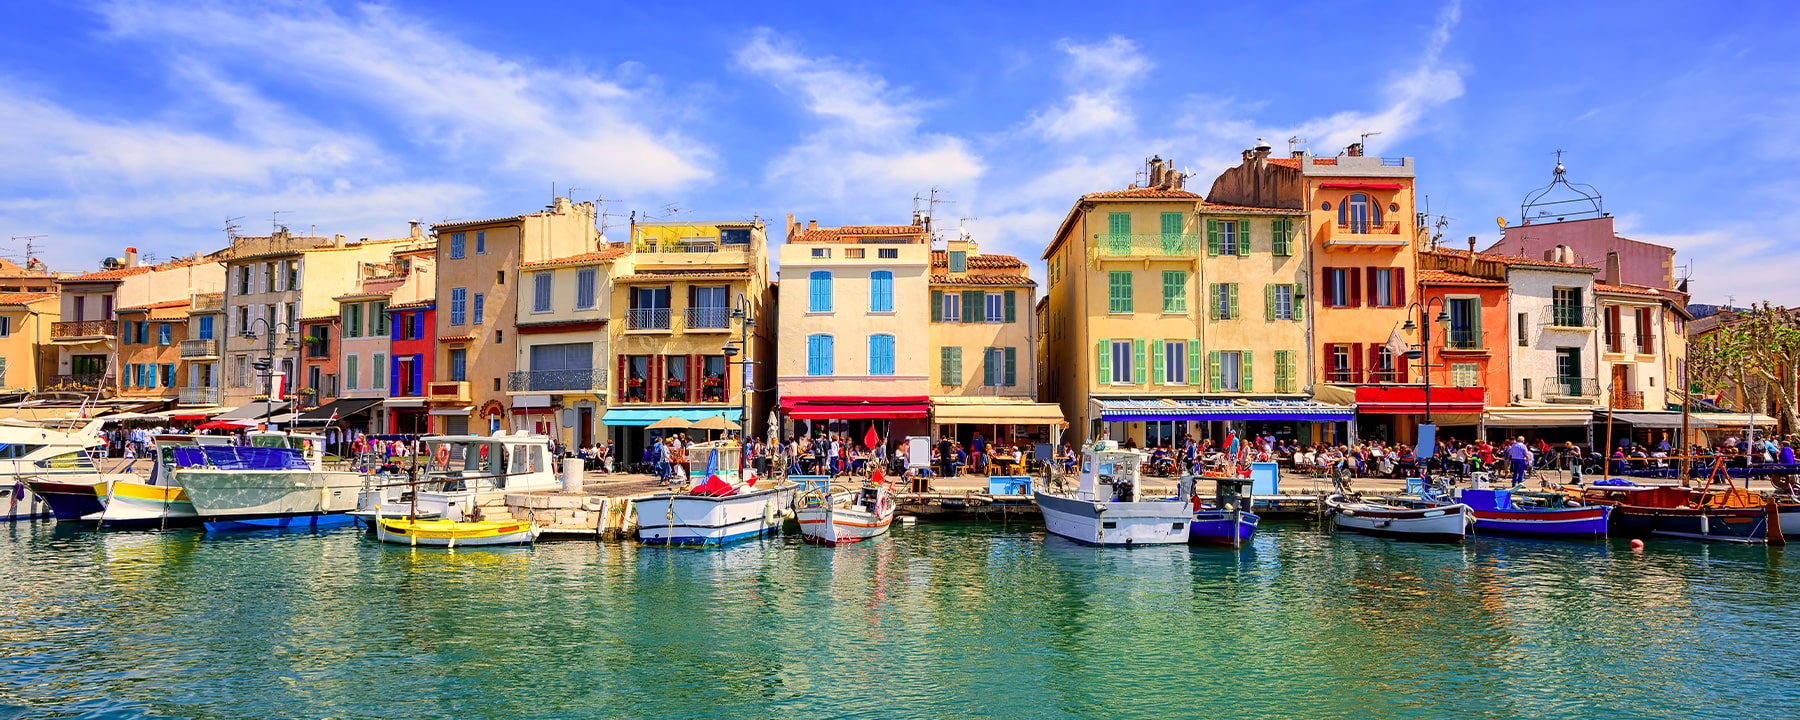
[1484, 407, 1594, 427]
[428, 405, 474, 416]
[383, 397, 428, 408]
[512, 394, 553, 409]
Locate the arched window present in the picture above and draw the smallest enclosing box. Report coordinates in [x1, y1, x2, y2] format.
[869, 271, 894, 312]
[808, 271, 833, 312]
[1338, 193, 1381, 233]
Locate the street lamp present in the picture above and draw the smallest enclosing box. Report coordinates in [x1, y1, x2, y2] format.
[728, 296, 755, 443]
[242, 317, 301, 428]
[1400, 299, 1451, 425]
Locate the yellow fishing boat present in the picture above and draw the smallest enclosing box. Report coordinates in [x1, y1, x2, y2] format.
[375, 516, 541, 547]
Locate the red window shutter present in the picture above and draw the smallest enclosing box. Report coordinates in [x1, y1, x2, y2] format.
[617, 355, 629, 403]
[1366, 268, 1378, 307]
[1608, 306, 1622, 351]
[1321, 268, 1336, 308]
[1399, 350, 1410, 383]
[1368, 344, 1381, 382]
[722, 353, 731, 401]
[651, 355, 663, 403]
[1349, 268, 1363, 307]
[1351, 342, 1365, 383]
[1393, 268, 1406, 307]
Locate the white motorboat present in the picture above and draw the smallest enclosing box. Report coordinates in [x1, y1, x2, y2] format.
[1326, 493, 1471, 542]
[796, 479, 896, 544]
[2, 419, 135, 522]
[176, 431, 365, 530]
[84, 434, 232, 526]
[1034, 441, 1190, 546]
[636, 441, 797, 545]
[401, 431, 564, 522]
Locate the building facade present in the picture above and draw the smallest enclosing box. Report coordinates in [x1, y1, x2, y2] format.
[512, 248, 622, 449]
[0, 293, 58, 395]
[927, 237, 1062, 448]
[384, 300, 434, 434]
[114, 300, 189, 405]
[298, 315, 340, 411]
[52, 250, 224, 398]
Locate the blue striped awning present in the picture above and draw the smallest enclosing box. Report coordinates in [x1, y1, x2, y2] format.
[601, 407, 743, 427]
[1094, 398, 1354, 423]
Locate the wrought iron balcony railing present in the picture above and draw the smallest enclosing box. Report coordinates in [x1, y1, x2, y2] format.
[1097, 232, 1200, 257]
[626, 308, 671, 331]
[51, 320, 116, 339]
[1542, 305, 1597, 329]
[684, 307, 730, 330]
[1544, 376, 1601, 398]
[179, 339, 220, 358]
[179, 387, 219, 405]
[1611, 390, 1645, 410]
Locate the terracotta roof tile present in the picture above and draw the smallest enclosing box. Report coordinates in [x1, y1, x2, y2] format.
[438, 333, 477, 342]
[1081, 187, 1203, 200]
[617, 270, 752, 282]
[1267, 157, 1302, 169]
[929, 251, 1026, 269]
[1312, 157, 1338, 166]
[433, 215, 523, 231]
[1594, 282, 1661, 297]
[299, 315, 340, 323]
[1197, 201, 1304, 215]
[0, 292, 57, 306]
[1423, 249, 1597, 272]
[793, 224, 927, 244]
[61, 265, 155, 282]
[521, 247, 627, 269]
[387, 300, 434, 311]
[1417, 270, 1506, 287]
[930, 273, 1036, 287]
[116, 299, 192, 312]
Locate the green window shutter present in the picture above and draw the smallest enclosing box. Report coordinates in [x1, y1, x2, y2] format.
[1188, 340, 1202, 386]
[1208, 351, 1222, 392]
[1161, 271, 1183, 313]
[1228, 284, 1239, 319]
[1265, 284, 1277, 321]
[1292, 285, 1305, 321]
[940, 347, 951, 384]
[1206, 218, 1220, 256]
[1108, 212, 1131, 235]
[1004, 290, 1016, 323]
[1472, 297, 1484, 341]
[1160, 212, 1183, 253]
[1160, 212, 1182, 235]
[1208, 284, 1220, 320]
[1241, 351, 1254, 393]
[1287, 352, 1298, 392]
[963, 290, 982, 322]
[931, 290, 943, 322]
[1274, 350, 1289, 393]
[1237, 222, 1251, 257]
[950, 347, 963, 385]
[1004, 347, 1017, 386]
[1132, 339, 1146, 385]
[983, 349, 996, 386]
[1274, 218, 1292, 256]
[1096, 339, 1111, 384]
[1151, 339, 1164, 385]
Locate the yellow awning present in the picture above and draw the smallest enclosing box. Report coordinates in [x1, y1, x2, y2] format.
[930, 397, 1066, 426]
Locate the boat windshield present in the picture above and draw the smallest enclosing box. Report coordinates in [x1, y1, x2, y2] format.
[0, 443, 45, 459]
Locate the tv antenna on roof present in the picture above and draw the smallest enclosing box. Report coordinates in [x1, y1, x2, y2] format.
[1287, 136, 1307, 154]
[1359, 130, 1382, 147]
[270, 210, 293, 234]
[224, 216, 244, 240]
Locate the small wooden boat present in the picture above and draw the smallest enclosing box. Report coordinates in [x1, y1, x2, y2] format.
[1581, 483, 1778, 544]
[1458, 488, 1609, 538]
[1186, 475, 1258, 547]
[636, 441, 797, 546]
[1327, 493, 1470, 542]
[796, 479, 895, 544]
[375, 517, 541, 547]
[1034, 442, 1190, 546]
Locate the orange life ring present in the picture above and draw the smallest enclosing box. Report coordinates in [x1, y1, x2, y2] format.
[434, 445, 450, 465]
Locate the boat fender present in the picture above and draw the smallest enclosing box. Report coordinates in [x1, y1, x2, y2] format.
[763, 498, 777, 528]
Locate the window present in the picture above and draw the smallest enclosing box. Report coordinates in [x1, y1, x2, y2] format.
[1207, 219, 1245, 256]
[345, 354, 360, 390]
[198, 315, 214, 340]
[985, 293, 1004, 323]
[870, 271, 894, 312]
[1271, 217, 1294, 256]
[1110, 340, 1134, 385]
[1339, 192, 1381, 232]
[1447, 298, 1480, 349]
[162, 364, 176, 388]
[1210, 283, 1238, 320]
[157, 323, 171, 346]
[1108, 271, 1133, 313]
[1552, 287, 1584, 326]
[372, 353, 386, 389]
[1274, 350, 1296, 393]
[1106, 212, 1131, 254]
[0, 316, 12, 338]
[1213, 351, 1244, 392]
[1451, 363, 1479, 387]
[941, 292, 961, 322]
[879, 248, 899, 259]
[700, 355, 728, 402]
[236, 266, 251, 295]
[498, 271, 505, 285]
[1517, 312, 1529, 347]
[575, 268, 597, 310]
[846, 248, 864, 259]
[1373, 346, 1399, 383]
[449, 349, 467, 381]
[940, 347, 964, 386]
[371, 301, 387, 336]
[1636, 307, 1655, 354]
[475, 230, 485, 254]
[869, 334, 895, 376]
[410, 312, 424, 340]
[286, 302, 298, 328]
[811, 247, 831, 259]
[948, 251, 967, 273]
[344, 304, 363, 338]
[286, 260, 300, 291]
[233, 356, 248, 388]
[806, 334, 834, 376]
[494, 330, 502, 343]
[450, 288, 466, 325]
[1164, 340, 1187, 385]
[1329, 344, 1354, 383]
[532, 272, 552, 313]
[663, 355, 689, 402]
[808, 271, 833, 312]
[1323, 268, 1350, 307]
[982, 347, 1017, 387]
[1268, 284, 1296, 321]
[1523, 377, 1533, 399]
[472, 293, 485, 325]
[449, 232, 466, 259]
[1161, 272, 1186, 313]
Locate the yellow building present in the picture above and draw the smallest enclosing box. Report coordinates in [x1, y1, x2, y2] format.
[927, 237, 1063, 450]
[605, 219, 772, 461]
[54, 250, 224, 399]
[776, 218, 933, 441]
[0, 293, 58, 395]
[114, 300, 191, 405]
[512, 245, 625, 450]
[429, 198, 599, 435]
[1041, 158, 1327, 446]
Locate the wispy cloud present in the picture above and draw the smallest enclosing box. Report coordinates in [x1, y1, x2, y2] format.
[1026, 37, 1151, 142]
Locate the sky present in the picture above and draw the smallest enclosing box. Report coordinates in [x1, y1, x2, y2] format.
[2, 0, 1796, 305]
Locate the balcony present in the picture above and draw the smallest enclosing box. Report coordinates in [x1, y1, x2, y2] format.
[191, 293, 225, 312]
[179, 387, 220, 406]
[46, 374, 111, 392]
[508, 368, 607, 393]
[427, 380, 470, 404]
[1542, 305, 1597, 329]
[626, 308, 672, 331]
[1320, 220, 1408, 250]
[1611, 390, 1645, 410]
[1544, 376, 1601, 400]
[1636, 334, 1656, 355]
[684, 307, 730, 331]
[1326, 369, 1362, 384]
[1442, 328, 1483, 350]
[1096, 232, 1199, 258]
[180, 339, 220, 358]
[51, 320, 116, 340]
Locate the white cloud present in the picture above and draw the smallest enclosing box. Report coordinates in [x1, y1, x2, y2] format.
[1025, 37, 1150, 142]
[738, 30, 984, 208]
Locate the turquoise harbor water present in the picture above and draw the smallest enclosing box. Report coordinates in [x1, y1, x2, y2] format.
[2, 520, 1797, 719]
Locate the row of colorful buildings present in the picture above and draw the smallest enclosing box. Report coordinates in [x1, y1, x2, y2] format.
[0, 141, 1758, 453]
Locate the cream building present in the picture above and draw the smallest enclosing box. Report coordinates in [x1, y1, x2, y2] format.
[927, 237, 1062, 450]
[512, 246, 624, 450]
[53, 249, 224, 398]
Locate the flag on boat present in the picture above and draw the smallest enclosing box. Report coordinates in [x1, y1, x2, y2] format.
[705, 449, 719, 484]
[690, 450, 734, 497]
[872, 468, 885, 486]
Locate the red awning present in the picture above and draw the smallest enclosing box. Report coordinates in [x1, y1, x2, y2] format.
[1319, 182, 1404, 190]
[169, 414, 209, 421]
[1354, 386, 1485, 415]
[780, 395, 929, 420]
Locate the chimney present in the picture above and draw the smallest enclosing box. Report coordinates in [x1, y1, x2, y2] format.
[1253, 138, 1272, 160]
[807, 219, 818, 231]
[409, 221, 423, 239]
[1290, 150, 1305, 159]
[1149, 156, 1166, 189]
[1466, 236, 1477, 273]
[124, 247, 138, 268]
[553, 196, 572, 213]
[785, 213, 797, 241]
[334, 234, 347, 249]
[1604, 250, 1622, 286]
[1346, 142, 1364, 157]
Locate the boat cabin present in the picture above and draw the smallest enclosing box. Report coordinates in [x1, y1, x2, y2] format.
[246, 431, 327, 471]
[0, 420, 107, 478]
[1077, 442, 1144, 503]
[413, 432, 561, 520]
[685, 440, 742, 485]
[1582, 484, 1690, 509]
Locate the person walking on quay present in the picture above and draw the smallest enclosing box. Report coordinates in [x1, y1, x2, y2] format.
[937, 435, 955, 478]
[1507, 437, 1531, 488]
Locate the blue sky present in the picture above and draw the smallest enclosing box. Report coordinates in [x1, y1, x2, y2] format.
[3, 0, 1795, 304]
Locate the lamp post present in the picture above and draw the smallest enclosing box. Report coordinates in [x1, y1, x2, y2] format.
[728, 294, 756, 443]
[1401, 298, 1451, 425]
[241, 317, 300, 428]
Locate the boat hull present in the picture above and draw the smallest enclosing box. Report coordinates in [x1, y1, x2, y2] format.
[1612, 506, 1770, 544]
[1188, 509, 1259, 547]
[796, 504, 894, 544]
[635, 484, 796, 546]
[375, 518, 540, 547]
[1331, 500, 1470, 542]
[204, 513, 357, 532]
[84, 480, 200, 526]
[20, 478, 110, 521]
[1035, 492, 1191, 546]
[1469, 506, 1611, 537]
[177, 469, 364, 522]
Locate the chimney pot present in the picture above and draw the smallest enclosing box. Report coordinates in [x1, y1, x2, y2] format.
[1346, 142, 1364, 157]
[807, 220, 818, 231]
[1290, 150, 1305, 159]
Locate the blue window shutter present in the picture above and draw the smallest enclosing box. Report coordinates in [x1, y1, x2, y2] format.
[475, 230, 485, 254]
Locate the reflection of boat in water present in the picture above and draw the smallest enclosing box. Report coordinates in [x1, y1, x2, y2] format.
[1034, 442, 1189, 546]
[636, 441, 796, 546]
[6, 419, 135, 521]
[85, 434, 231, 527]
[376, 517, 541, 546]
[371, 433, 560, 548]
[796, 477, 895, 545]
[175, 432, 364, 531]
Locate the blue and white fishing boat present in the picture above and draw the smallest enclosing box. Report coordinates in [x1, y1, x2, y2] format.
[635, 441, 796, 546]
[1186, 475, 1259, 547]
[1458, 487, 1610, 538]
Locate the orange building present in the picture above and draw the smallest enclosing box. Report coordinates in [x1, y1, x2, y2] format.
[1415, 254, 1512, 424]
